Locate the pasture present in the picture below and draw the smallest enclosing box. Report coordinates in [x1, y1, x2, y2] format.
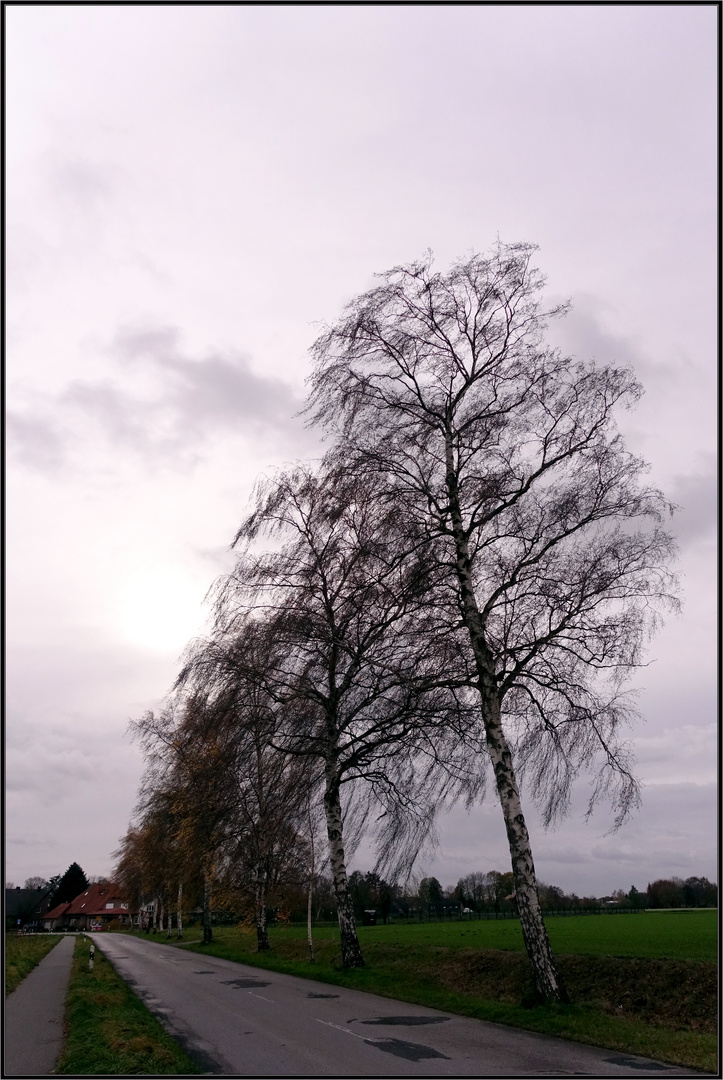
[350, 908, 717, 962]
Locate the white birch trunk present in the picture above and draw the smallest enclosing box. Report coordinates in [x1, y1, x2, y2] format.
[485, 695, 567, 1001]
[446, 431, 567, 1003]
[255, 862, 269, 952]
[324, 765, 364, 968]
[177, 882, 183, 939]
[202, 868, 213, 944]
[307, 810, 315, 963]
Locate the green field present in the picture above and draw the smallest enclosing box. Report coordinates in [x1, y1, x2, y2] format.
[348, 909, 718, 962]
[5, 934, 63, 996]
[139, 910, 716, 1073]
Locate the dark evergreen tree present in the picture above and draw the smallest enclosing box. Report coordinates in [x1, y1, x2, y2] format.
[53, 862, 89, 905]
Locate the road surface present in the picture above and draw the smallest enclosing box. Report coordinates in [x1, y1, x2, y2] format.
[94, 933, 701, 1076]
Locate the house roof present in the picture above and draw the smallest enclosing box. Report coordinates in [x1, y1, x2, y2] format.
[5, 886, 54, 919]
[44, 882, 133, 920]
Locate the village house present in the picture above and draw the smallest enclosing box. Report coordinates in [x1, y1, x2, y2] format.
[5, 885, 56, 930]
[42, 882, 139, 931]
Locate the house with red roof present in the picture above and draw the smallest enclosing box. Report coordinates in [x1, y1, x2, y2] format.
[42, 882, 138, 931]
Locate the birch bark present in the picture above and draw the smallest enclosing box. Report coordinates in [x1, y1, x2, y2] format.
[446, 431, 567, 1003]
[255, 862, 270, 952]
[324, 766, 364, 968]
[177, 881, 183, 939]
[307, 811, 315, 962]
[202, 868, 213, 944]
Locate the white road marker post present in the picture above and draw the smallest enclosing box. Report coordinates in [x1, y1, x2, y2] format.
[89, 942, 95, 972]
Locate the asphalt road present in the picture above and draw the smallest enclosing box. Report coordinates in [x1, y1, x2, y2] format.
[94, 933, 699, 1076]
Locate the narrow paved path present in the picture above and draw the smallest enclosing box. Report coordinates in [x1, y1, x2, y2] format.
[95, 933, 700, 1076]
[4, 935, 75, 1076]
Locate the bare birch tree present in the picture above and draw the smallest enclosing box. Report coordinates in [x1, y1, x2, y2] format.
[177, 622, 318, 953]
[214, 463, 481, 968]
[306, 242, 679, 1001]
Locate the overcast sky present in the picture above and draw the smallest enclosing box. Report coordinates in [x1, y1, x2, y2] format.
[6, 6, 717, 897]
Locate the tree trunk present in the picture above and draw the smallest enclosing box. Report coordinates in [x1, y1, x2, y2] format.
[446, 431, 567, 1003]
[323, 768, 364, 968]
[485, 695, 569, 1003]
[152, 898, 158, 932]
[255, 862, 269, 952]
[177, 882, 183, 940]
[202, 868, 213, 944]
[166, 902, 172, 938]
[307, 810, 315, 963]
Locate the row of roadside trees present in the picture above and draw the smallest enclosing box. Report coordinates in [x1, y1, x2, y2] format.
[116, 242, 679, 1003]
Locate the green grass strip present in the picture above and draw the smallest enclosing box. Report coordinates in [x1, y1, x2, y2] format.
[56, 935, 201, 1075]
[5, 934, 64, 996]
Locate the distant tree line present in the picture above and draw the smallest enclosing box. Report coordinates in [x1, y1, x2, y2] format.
[642, 877, 717, 909]
[453, 872, 716, 911]
[345, 870, 718, 917]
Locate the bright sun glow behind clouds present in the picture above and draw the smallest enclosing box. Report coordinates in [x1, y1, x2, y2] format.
[113, 560, 210, 654]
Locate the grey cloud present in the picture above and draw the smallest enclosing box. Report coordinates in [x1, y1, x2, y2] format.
[111, 324, 304, 437]
[666, 457, 717, 544]
[9, 325, 319, 474]
[112, 325, 180, 359]
[62, 380, 161, 452]
[6, 412, 69, 472]
[44, 149, 125, 231]
[53, 157, 117, 213]
[538, 848, 591, 865]
[547, 294, 649, 373]
[7, 744, 96, 796]
[590, 845, 650, 863]
[546, 295, 689, 401]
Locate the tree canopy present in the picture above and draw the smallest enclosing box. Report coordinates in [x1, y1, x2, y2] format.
[53, 862, 89, 906]
[307, 242, 679, 999]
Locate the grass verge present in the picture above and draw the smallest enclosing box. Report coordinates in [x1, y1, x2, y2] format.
[146, 922, 716, 1073]
[5, 934, 63, 996]
[55, 935, 201, 1074]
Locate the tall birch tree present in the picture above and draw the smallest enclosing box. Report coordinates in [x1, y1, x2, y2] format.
[307, 242, 678, 1001]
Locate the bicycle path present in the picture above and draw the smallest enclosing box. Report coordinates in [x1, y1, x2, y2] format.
[4, 934, 75, 1076]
